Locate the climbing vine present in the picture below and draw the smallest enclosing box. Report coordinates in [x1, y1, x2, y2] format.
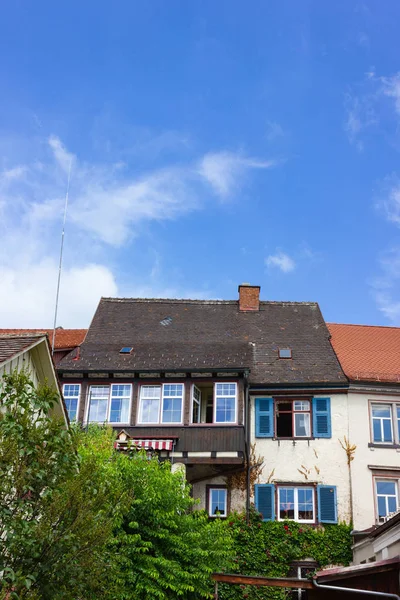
[218, 507, 352, 600]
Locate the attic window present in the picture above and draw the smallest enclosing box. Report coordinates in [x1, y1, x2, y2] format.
[279, 348, 292, 359]
[160, 316, 172, 327]
[120, 347, 133, 354]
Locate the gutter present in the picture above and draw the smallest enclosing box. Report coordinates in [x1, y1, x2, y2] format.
[313, 578, 399, 600]
[244, 370, 251, 524]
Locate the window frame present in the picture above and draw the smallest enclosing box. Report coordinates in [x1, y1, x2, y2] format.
[85, 383, 132, 425]
[374, 477, 399, 523]
[137, 383, 184, 425]
[277, 485, 315, 524]
[213, 382, 238, 424]
[62, 383, 81, 421]
[275, 399, 312, 440]
[369, 400, 400, 446]
[206, 485, 228, 518]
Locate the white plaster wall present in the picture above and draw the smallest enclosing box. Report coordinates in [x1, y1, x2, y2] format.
[250, 393, 352, 523]
[192, 475, 246, 514]
[348, 390, 400, 531]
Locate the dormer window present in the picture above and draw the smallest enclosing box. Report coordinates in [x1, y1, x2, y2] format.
[279, 348, 292, 359]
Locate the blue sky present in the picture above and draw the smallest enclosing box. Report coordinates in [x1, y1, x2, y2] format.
[1, 1, 400, 327]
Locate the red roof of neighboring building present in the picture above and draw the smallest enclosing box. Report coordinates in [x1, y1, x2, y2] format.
[327, 323, 400, 383]
[0, 329, 87, 350]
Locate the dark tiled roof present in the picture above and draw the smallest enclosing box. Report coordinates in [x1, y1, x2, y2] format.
[0, 329, 87, 350]
[59, 298, 346, 385]
[0, 334, 46, 365]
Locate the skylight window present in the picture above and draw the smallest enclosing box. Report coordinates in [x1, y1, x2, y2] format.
[120, 347, 133, 354]
[279, 348, 292, 359]
[160, 316, 172, 327]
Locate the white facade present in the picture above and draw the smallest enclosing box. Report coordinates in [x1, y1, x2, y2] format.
[348, 385, 400, 531]
[250, 392, 352, 524]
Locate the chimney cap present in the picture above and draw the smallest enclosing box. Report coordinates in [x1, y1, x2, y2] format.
[238, 283, 260, 291]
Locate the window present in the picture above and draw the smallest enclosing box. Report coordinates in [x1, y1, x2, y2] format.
[63, 384, 80, 421]
[278, 487, 315, 523]
[87, 384, 132, 423]
[370, 402, 400, 445]
[215, 383, 237, 423]
[375, 479, 399, 522]
[119, 347, 133, 354]
[372, 404, 393, 443]
[208, 487, 227, 517]
[138, 384, 184, 424]
[279, 348, 292, 358]
[255, 484, 337, 524]
[276, 400, 311, 438]
[191, 382, 237, 424]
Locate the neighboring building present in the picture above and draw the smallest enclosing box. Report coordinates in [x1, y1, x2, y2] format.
[352, 511, 400, 564]
[328, 323, 400, 531]
[0, 328, 87, 365]
[0, 333, 68, 425]
[57, 285, 347, 518]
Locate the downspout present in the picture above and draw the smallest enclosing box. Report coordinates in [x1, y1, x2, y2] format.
[313, 578, 399, 600]
[244, 370, 251, 524]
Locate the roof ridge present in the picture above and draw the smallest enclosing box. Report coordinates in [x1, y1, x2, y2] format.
[328, 322, 400, 331]
[101, 297, 318, 306]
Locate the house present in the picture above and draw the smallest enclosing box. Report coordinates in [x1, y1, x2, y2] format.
[352, 510, 400, 564]
[57, 284, 347, 518]
[0, 333, 68, 425]
[328, 323, 400, 530]
[0, 328, 87, 365]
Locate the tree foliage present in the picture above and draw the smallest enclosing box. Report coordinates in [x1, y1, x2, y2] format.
[0, 371, 128, 600]
[0, 372, 233, 600]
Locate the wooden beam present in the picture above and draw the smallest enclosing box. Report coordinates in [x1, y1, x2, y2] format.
[212, 573, 313, 590]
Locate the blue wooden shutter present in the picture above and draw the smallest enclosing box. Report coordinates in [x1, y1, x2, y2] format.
[317, 485, 337, 523]
[255, 397, 274, 437]
[313, 397, 331, 438]
[255, 484, 275, 521]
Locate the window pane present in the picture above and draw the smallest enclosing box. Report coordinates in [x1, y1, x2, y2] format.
[162, 397, 182, 423]
[294, 401, 310, 411]
[88, 386, 109, 422]
[215, 383, 236, 397]
[377, 481, 396, 495]
[65, 398, 78, 421]
[383, 419, 393, 443]
[110, 398, 130, 422]
[295, 413, 310, 437]
[297, 488, 314, 521]
[140, 398, 160, 423]
[141, 386, 161, 399]
[377, 496, 387, 518]
[373, 419, 382, 442]
[63, 384, 80, 396]
[88, 399, 108, 422]
[210, 489, 227, 516]
[279, 488, 295, 520]
[215, 396, 235, 423]
[372, 405, 391, 418]
[388, 496, 397, 514]
[398, 406, 400, 440]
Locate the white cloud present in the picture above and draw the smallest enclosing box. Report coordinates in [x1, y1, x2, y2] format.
[265, 251, 296, 273]
[0, 134, 275, 326]
[343, 92, 376, 149]
[0, 261, 118, 328]
[370, 247, 400, 325]
[198, 151, 276, 199]
[381, 72, 400, 115]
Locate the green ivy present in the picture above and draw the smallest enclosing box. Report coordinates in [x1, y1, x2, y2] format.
[217, 507, 352, 600]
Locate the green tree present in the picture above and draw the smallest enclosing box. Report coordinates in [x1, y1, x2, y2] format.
[0, 372, 233, 600]
[104, 453, 233, 600]
[0, 372, 128, 600]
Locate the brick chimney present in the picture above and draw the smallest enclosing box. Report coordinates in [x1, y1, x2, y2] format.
[238, 284, 260, 312]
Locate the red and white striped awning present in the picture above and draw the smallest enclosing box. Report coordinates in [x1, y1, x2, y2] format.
[114, 437, 174, 451]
